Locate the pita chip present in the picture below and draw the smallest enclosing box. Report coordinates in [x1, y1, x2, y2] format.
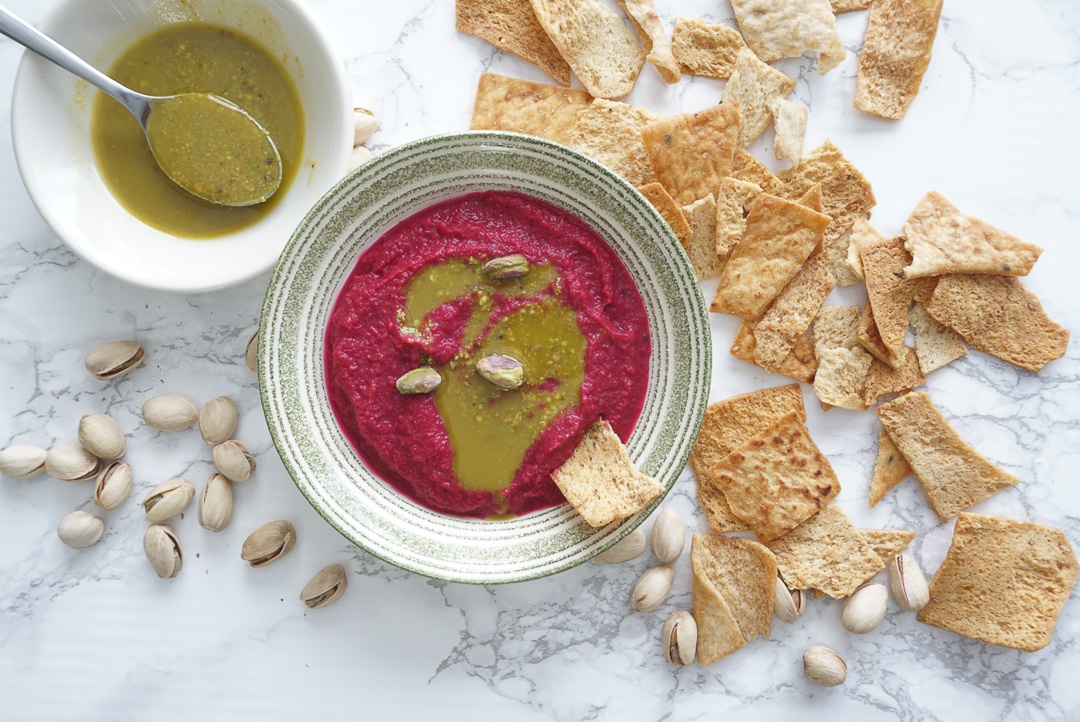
[714, 178, 763, 272]
[868, 427, 912, 507]
[641, 103, 741, 206]
[844, 217, 887, 282]
[683, 195, 722, 280]
[860, 529, 916, 567]
[812, 304, 861, 352]
[857, 300, 901, 369]
[855, 0, 943, 120]
[570, 99, 661, 186]
[692, 535, 776, 649]
[692, 550, 747, 664]
[731, 321, 818, 384]
[722, 48, 797, 148]
[615, 0, 680, 83]
[753, 251, 836, 373]
[729, 0, 845, 73]
[861, 346, 925, 406]
[456, 0, 571, 85]
[469, 73, 591, 144]
[812, 305, 872, 411]
[860, 237, 917, 360]
[831, 0, 870, 12]
[771, 98, 808, 168]
[731, 149, 788, 195]
[910, 301, 967, 375]
[671, 17, 746, 80]
[638, 183, 692, 250]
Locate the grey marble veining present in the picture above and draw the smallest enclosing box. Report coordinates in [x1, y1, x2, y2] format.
[1, 0, 1079, 719]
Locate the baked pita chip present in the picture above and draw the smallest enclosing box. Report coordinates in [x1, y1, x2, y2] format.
[813, 347, 872, 411]
[770, 98, 808, 168]
[753, 251, 836, 372]
[683, 195, 721, 280]
[860, 237, 917, 360]
[641, 103, 741, 206]
[812, 304, 861, 352]
[869, 428, 912, 508]
[925, 274, 1069, 372]
[711, 193, 831, 319]
[729, 0, 845, 72]
[551, 419, 664, 527]
[910, 301, 967, 375]
[671, 17, 746, 80]
[692, 534, 776, 645]
[715, 177, 763, 273]
[692, 551, 747, 664]
[689, 384, 804, 533]
[876, 391, 1019, 521]
[861, 528, 916, 564]
[638, 182, 693, 251]
[856, 300, 901, 369]
[731, 321, 818, 384]
[615, 0, 680, 83]
[918, 513, 1079, 652]
[722, 48, 797, 148]
[529, 0, 646, 99]
[831, 0, 870, 12]
[844, 217, 886, 282]
[456, 0, 571, 85]
[902, 191, 1043, 278]
[854, 0, 943, 120]
[731, 149, 788, 195]
[766, 505, 886, 599]
[469, 73, 591, 144]
[569, 99, 661, 186]
[862, 346, 925, 406]
[711, 411, 840, 542]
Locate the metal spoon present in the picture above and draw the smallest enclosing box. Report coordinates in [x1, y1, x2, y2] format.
[0, 5, 282, 207]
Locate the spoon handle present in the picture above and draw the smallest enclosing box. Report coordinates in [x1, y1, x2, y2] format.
[0, 4, 149, 121]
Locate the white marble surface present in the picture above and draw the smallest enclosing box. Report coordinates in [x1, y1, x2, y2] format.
[2, 1, 1079, 719]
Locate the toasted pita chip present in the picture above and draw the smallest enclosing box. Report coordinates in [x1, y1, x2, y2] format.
[715, 178, 763, 270]
[856, 301, 901, 369]
[918, 513, 1079, 652]
[690, 385, 805, 533]
[615, 0, 680, 83]
[692, 534, 776, 645]
[638, 182, 693, 250]
[910, 302, 967, 375]
[469, 73, 592, 144]
[925, 274, 1069, 372]
[710, 411, 840, 542]
[641, 103, 741, 206]
[731, 149, 788, 195]
[771, 98, 808, 168]
[902, 192, 1043, 278]
[722, 49, 797, 148]
[692, 553, 746, 664]
[862, 346, 925, 406]
[730, 0, 845, 72]
[551, 419, 664, 527]
[876, 392, 1019, 521]
[854, 0, 943, 120]
[731, 321, 818, 384]
[568, 99, 661, 186]
[860, 528, 916, 564]
[844, 217, 886, 282]
[670, 17, 746, 79]
[869, 428, 912, 507]
[813, 347, 872, 411]
[754, 251, 836, 372]
[682, 195, 721, 280]
[860, 237, 917, 360]
[812, 304, 861, 352]
[831, 0, 870, 12]
[766, 505, 886, 599]
[711, 193, 831, 319]
[456, 0, 571, 85]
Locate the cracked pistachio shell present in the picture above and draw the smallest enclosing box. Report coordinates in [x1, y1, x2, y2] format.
[93, 461, 133, 511]
[353, 107, 378, 146]
[661, 610, 697, 665]
[142, 477, 195, 522]
[198, 473, 234, 533]
[300, 564, 348, 609]
[78, 413, 126, 460]
[841, 583, 889, 635]
[212, 440, 256, 482]
[889, 554, 930, 613]
[0, 444, 48, 478]
[144, 524, 182, 578]
[242, 520, 296, 567]
[57, 510, 104, 549]
[630, 565, 674, 612]
[774, 576, 806, 624]
[650, 508, 685, 564]
[245, 330, 259, 373]
[84, 340, 144, 381]
[142, 394, 198, 432]
[476, 354, 524, 390]
[45, 444, 99, 482]
[199, 396, 239, 445]
[803, 646, 846, 687]
[593, 528, 647, 564]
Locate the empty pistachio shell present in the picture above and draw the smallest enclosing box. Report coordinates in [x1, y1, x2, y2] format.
[630, 565, 674, 612]
[142, 478, 196, 522]
[84, 340, 144, 381]
[45, 444, 99, 481]
[482, 254, 530, 281]
[661, 610, 697, 665]
[396, 367, 441, 395]
[348, 144, 373, 172]
[476, 354, 524, 390]
[803, 646, 847, 687]
[77, 413, 126, 460]
[198, 473, 234, 533]
[593, 528, 647, 564]
[241, 520, 296, 567]
[199, 396, 239, 445]
[352, 107, 378, 145]
[774, 576, 807, 624]
[142, 394, 198, 432]
[57, 510, 104, 549]
[841, 583, 889, 634]
[212, 440, 256, 482]
[245, 330, 259, 373]
[889, 553, 930, 613]
[93, 461, 133, 511]
[651, 508, 685, 564]
[0, 444, 48, 478]
[144, 524, 182, 578]
[300, 563, 348, 609]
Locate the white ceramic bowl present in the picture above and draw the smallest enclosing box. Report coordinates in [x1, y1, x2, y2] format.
[10, 0, 352, 294]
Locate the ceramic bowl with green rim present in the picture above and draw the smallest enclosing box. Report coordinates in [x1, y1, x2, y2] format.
[260, 131, 710, 584]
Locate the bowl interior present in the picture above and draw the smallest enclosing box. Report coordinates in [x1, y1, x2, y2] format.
[10, 0, 352, 293]
[260, 131, 711, 584]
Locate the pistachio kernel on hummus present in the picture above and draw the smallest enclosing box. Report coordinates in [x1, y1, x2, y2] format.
[476, 354, 525, 390]
[395, 367, 442, 395]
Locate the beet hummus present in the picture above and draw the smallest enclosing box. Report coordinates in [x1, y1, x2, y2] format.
[325, 190, 650, 518]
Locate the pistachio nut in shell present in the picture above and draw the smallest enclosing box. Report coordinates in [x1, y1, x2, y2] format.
[395, 367, 441, 395]
[245, 330, 259, 373]
[300, 564, 348, 609]
[142, 394, 198, 432]
[889, 554, 930, 613]
[84, 340, 144, 381]
[144, 524, 182, 578]
[44, 444, 99, 482]
[650, 508, 685, 564]
[199, 396, 239, 445]
[774, 576, 806, 624]
[352, 107, 378, 146]
[476, 354, 524, 390]
[57, 510, 104, 549]
[630, 565, 674, 612]
[482, 254, 530, 281]
[803, 646, 846, 687]
[0, 444, 47, 478]
[841, 583, 888, 634]
[198, 473, 234, 533]
[142, 477, 196, 522]
[593, 528, 646, 564]
[661, 610, 697, 665]
[241, 520, 296, 567]
[347, 144, 373, 172]
[93, 461, 133, 511]
[212, 440, 256, 482]
[77, 413, 126, 460]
